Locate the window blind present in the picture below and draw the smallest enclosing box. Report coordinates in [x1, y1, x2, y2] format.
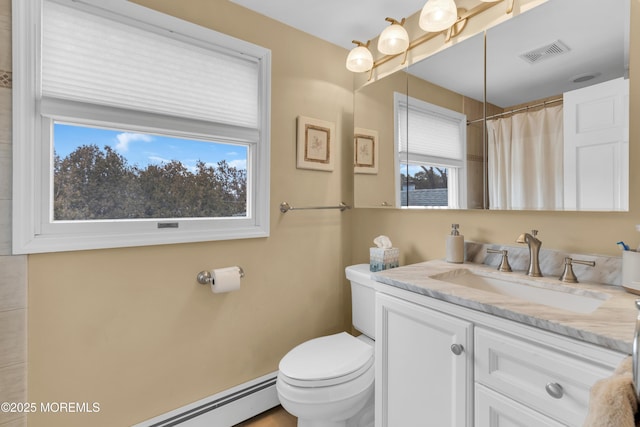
[398, 97, 465, 167]
[42, 0, 259, 128]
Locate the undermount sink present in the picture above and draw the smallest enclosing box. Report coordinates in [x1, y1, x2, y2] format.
[430, 268, 609, 314]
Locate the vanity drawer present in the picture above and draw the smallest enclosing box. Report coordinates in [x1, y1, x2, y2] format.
[475, 327, 616, 426]
[475, 383, 565, 427]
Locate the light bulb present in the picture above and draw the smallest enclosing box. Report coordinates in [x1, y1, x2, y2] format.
[346, 44, 373, 72]
[419, 0, 458, 33]
[377, 22, 409, 55]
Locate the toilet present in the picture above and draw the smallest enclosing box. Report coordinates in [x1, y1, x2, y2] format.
[276, 264, 379, 427]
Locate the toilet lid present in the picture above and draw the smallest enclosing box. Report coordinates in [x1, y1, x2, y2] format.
[279, 332, 373, 385]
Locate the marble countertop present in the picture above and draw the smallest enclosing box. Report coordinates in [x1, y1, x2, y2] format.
[372, 260, 639, 354]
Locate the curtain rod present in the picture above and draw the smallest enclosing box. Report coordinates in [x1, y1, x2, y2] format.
[467, 97, 563, 125]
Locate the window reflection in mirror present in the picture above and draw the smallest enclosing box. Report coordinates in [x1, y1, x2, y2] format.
[396, 93, 468, 208]
[404, 32, 485, 209]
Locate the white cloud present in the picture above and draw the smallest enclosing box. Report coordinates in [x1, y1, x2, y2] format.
[228, 159, 247, 170]
[115, 133, 153, 152]
[203, 159, 247, 170]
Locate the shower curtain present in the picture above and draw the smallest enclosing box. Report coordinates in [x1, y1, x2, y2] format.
[487, 104, 564, 210]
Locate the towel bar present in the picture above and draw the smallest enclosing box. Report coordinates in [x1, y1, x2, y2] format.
[279, 201, 351, 213]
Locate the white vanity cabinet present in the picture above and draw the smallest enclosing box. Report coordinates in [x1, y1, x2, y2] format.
[375, 288, 627, 427]
[375, 293, 473, 427]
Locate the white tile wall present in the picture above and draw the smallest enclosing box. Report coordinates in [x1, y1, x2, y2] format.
[0, 143, 10, 198]
[0, 257, 26, 311]
[0, 310, 26, 366]
[0, 201, 11, 253]
[0, 89, 9, 142]
[0, 1, 27, 426]
[0, 364, 27, 426]
[0, 418, 26, 427]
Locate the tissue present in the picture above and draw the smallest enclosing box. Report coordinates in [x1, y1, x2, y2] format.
[370, 235, 399, 272]
[373, 235, 392, 249]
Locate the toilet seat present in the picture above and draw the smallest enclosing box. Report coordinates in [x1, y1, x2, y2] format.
[279, 332, 374, 387]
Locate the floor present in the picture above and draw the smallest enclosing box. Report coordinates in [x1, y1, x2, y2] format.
[234, 405, 297, 427]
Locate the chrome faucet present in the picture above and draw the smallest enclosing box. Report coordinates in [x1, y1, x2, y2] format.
[516, 230, 543, 277]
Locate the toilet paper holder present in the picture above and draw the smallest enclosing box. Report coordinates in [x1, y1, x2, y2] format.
[197, 266, 245, 285]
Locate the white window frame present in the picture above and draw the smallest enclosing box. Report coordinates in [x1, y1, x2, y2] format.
[394, 92, 467, 209]
[13, 0, 271, 254]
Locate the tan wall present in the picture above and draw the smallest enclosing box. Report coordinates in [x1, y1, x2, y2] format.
[351, 0, 640, 263]
[26, 1, 354, 426]
[353, 71, 406, 208]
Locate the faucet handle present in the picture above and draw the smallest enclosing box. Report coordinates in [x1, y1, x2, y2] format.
[559, 257, 596, 283]
[531, 229, 539, 237]
[487, 248, 512, 272]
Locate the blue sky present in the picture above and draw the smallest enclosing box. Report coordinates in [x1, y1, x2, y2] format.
[53, 123, 247, 172]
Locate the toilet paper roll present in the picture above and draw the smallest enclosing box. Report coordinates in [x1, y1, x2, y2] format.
[210, 266, 242, 294]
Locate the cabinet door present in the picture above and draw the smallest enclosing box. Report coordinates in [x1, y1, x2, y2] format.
[376, 293, 473, 427]
[475, 384, 565, 427]
[563, 77, 629, 210]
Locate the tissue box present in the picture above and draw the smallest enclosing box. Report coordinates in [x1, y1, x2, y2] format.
[370, 247, 399, 272]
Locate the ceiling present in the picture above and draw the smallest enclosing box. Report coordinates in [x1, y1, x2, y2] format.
[230, 0, 629, 108]
[414, 0, 630, 107]
[229, 0, 429, 50]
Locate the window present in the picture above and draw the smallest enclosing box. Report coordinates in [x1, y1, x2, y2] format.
[13, 0, 271, 253]
[395, 93, 467, 209]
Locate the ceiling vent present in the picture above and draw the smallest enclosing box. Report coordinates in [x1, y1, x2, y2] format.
[519, 40, 570, 64]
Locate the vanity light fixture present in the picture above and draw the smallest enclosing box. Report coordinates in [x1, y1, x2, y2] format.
[377, 18, 410, 55]
[479, 0, 514, 13]
[346, 40, 374, 72]
[345, 0, 516, 74]
[419, 0, 458, 33]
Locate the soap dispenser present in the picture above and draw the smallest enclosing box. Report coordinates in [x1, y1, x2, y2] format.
[446, 224, 464, 263]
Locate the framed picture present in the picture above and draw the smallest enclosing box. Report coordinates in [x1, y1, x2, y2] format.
[354, 128, 378, 174]
[297, 116, 335, 171]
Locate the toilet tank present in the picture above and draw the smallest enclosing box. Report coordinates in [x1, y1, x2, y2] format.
[345, 264, 380, 339]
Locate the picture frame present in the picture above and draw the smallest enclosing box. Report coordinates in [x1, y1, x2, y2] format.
[297, 116, 335, 171]
[354, 128, 378, 174]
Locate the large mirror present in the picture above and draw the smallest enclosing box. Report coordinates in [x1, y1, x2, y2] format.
[353, 0, 630, 211]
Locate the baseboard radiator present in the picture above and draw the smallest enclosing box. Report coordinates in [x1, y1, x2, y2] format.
[133, 371, 280, 427]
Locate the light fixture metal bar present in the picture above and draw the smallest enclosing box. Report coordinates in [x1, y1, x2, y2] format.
[368, 0, 505, 76]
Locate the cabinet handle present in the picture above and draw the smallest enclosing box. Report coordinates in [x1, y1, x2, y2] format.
[545, 382, 564, 399]
[450, 344, 464, 355]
